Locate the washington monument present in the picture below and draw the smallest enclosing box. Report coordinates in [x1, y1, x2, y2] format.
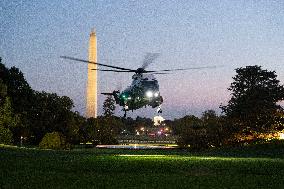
[86, 29, 97, 118]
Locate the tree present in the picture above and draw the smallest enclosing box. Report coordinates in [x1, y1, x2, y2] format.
[0, 79, 7, 104]
[201, 110, 222, 147]
[79, 117, 97, 144]
[174, 115, 208, 149]
[95, 117, 120, 145]
[134, 116, 153, 133]
[39, 132, 70, 150]
[99, 95, 120, 144]
[0, 97, 19, 128]
[67, 111, 85, 144]
[120, 117, 136, 134]
[0, 126, 13, 144]
[103, 95, 116, 117]
[0, 61, 34, 143]
[0, 60, 10, 105]
[2, 65, 33, 115]
[221, 65, 284, 133]
[0, 97, 19, 144]
[27, 91, 75, 144]
[0, 59, 83, 145]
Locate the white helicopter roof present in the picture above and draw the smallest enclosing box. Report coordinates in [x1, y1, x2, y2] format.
[142, 73, 156, 80]
[132, 73, 156, 81]
[127, 73, 157, 90]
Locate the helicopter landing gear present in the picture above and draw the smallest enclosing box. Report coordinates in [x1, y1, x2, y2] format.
[157, 105, 162, 113]
[123, 105, 129, 118]
[124, 105, 129, 111]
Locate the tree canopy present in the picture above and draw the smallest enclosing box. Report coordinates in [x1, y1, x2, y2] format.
[103, 95, 116, 117]
[0, 59, 77, 144]
[221, 65, 284, 132]
[0, 97, 17, 144]
[2, 57, 284, 148]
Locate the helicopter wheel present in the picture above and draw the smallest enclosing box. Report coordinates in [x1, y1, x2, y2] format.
[123, 105, 128, 118]
[157, 106, 162, 114]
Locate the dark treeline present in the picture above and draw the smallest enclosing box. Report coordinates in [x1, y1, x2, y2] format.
[0, 58, 156, 147]
[173, 65, 284, 148]
[1, 58, 284, 149]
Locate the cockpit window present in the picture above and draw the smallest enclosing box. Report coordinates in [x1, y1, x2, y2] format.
[141, 80, 159, 90]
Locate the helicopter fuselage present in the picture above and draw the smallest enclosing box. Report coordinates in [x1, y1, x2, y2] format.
[113, 73, 163, 111]
[61, 54, 217, 117]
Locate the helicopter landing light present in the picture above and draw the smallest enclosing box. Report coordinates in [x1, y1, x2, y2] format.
[146, 91, 154, 98]
[154, 92, 159, 97]
[127, 97, 132, 100]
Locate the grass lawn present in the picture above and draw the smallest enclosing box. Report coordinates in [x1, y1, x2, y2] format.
[1, 142, 284, 189]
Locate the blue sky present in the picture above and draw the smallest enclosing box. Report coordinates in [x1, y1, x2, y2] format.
[1, 0, 284, 119]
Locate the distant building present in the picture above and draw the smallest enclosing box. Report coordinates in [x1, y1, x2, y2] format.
[153, 115, 165, 126]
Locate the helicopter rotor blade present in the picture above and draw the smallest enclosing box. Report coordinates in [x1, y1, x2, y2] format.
[91, 69, 169, 74]
[145, 65, 222, 73]
[141, 53, 160, 69]
[153, 72, 170, 75]
[60, 56, 135, 71]
[91, 69, 135, 73]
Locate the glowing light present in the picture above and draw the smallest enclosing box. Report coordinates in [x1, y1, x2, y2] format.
[153, 115, 165, 126]
[146, 91, 153, 98]
[154, 92, 159, 97]
[97, 144, 177, 150]
[118, 155, 168, 158]
[279, 133, 284, 140]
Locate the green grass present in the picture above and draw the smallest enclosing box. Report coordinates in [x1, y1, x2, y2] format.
[1, 142, 284, 189]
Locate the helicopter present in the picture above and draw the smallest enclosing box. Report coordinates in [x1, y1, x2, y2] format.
[61, 53, 218, 117]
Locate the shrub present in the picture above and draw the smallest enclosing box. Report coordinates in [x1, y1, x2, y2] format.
[0, 126, 13, 144]
[177, 129, 210, 150]
[39, 132, 70, 150]
[99, 134, 118, 145]
[176, 136, 189, 148]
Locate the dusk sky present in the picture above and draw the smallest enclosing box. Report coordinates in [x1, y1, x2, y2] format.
[1, 0, 284, 119]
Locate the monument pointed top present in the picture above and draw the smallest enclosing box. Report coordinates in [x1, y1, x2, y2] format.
[90, 28, 96, 36]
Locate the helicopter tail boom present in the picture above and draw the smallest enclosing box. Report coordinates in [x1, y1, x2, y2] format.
[101, 92, 114, 95]
[101, 91, 121, 104]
